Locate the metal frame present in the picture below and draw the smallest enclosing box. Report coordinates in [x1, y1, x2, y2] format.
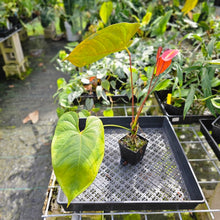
[42, 103, 220, 219]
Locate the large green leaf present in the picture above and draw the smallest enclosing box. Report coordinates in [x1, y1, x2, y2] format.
[65, 23, 140, 67]
[51, 112, 105, 206]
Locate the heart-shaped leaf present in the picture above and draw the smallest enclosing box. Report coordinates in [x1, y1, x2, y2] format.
[65, 23, 140, 67]
[51, 112, 105, 206]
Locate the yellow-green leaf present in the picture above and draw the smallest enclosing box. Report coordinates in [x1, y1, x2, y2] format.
[65, 23, 140, 67]
[99, 1, 113, 24]
[142, 12, 152, 26]
[51, 112, 105, 206]
[182, 0, 198, 15]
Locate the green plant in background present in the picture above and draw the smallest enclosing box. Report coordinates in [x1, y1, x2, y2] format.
[52, 22, 179, 205]
[1, 0, 18, 17]
[60, 0, 96, 37]
[37, 0, 57, 28]
[17, 0, 37, 21]
[54, 31, 179, 116]
[40, 6, 55, 28]
[54, 0, 219, 118]
[167, 34, 220, 117]
[0, 2, 9, 28]
[54, 40, 174, 117]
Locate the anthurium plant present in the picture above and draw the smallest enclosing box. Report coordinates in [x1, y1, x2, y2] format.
[51, 22, 179, 206]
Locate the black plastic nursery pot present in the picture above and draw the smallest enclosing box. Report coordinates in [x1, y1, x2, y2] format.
[57, 116, 204, 211]
[0, 27, 15, 38]
[8, 16, 22, 30]
[211, 116, 220, 144]
[154, 90, 215, 124]
[118, 133, 148, 165]
[72, 92, 133, 105]
[200, 119, 220, 161]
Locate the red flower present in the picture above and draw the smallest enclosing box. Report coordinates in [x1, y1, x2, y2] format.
[155, 49, 179, 76]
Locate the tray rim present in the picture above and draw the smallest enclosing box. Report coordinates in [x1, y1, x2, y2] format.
[199, 119, 220, 161]
[154, 90, 215, 124]
[57, 116, 205, 211]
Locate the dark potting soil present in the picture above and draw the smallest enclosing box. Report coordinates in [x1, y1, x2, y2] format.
[118, 133, 148, 152]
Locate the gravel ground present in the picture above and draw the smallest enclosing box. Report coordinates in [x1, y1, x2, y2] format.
[0, 36, 68, 220]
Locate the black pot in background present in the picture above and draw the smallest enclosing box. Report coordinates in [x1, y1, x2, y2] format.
[118, 134, 148, 165]
[214, 0, 220, 6]
[212, 116, 220, 144]
[163, 103, 184, 115]
[0, 26, 15, 37]
[154, 90, 216, 124]
[8, 15, 22, 29]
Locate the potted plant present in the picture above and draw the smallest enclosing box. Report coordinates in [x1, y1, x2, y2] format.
[51, 22, 179, 206]
[36, 0, 57, 39]
[0, 2, 10, 37]
[60, 0, 96, 41]
[0, 1, 19, 37]
[155, 33, 220, 124]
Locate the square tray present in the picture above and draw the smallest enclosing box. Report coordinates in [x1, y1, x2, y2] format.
[57, 116, 204, 211]
[199, 119, 220, 161]
[154, 90, 215, 124]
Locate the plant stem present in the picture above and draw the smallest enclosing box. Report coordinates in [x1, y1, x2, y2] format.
[131, 72, 156, 131]
[131, 53, 162, 132]
[125, 47, 135, 123]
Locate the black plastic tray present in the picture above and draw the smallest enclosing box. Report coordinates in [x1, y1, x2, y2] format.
[73, 93, 133, 105]
[199, 119, 220, 161]
[154, 90, 215, 124]
[57, 116, 204, 211]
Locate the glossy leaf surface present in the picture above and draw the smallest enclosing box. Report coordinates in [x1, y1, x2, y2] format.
[51, 112, 105, 205]
[65, 23, 140, 67]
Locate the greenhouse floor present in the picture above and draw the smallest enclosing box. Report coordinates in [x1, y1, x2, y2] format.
[0, 36, 68, 220]
[0, 36, 220, 220]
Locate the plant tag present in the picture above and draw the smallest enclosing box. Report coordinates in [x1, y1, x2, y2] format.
[172, 117, 180, 122]
[167, 93, 172, 104]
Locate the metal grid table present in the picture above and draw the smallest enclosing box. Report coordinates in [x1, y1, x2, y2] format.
[42, 100, 220, 219]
